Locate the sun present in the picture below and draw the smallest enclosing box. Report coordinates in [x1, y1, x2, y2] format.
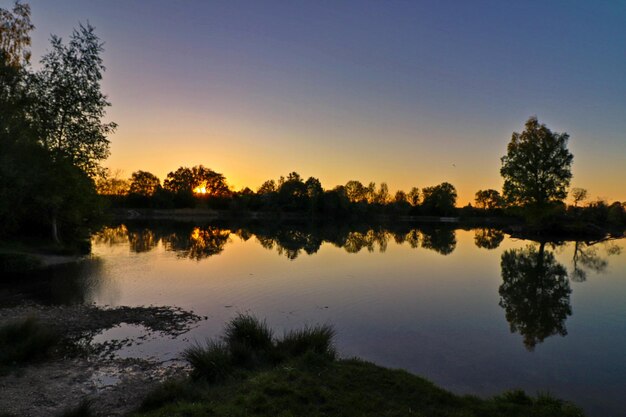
[193, 182, 207, 194]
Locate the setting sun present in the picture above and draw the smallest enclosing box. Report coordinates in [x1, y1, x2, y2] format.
[193, 183, 207, 194]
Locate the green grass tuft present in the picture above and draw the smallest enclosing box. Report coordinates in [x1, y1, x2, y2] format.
[276, 324, 336, 360]
[0, 317, 60, 369]
[224, 314, 274, 352]
[183, 340, 233, 382]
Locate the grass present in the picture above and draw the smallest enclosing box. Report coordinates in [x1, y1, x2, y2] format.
[133, 357, 584, 417]
[132, 315, 584, 417]
[276, 324, 337, 360]
[182, 314, 336, 382]
[0, 317, 60, 371]
[183, 340, 233, 382]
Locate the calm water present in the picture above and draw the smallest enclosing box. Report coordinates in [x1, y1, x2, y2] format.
[4, 222, 626, 416]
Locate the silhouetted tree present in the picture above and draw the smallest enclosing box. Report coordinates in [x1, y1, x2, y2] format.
[421, 182, 457, 216]
[163, 167, 195, 194]
[277, 172, 307, 211]
[474, 189, 503, 210]
[192, 165, 229, 197]
[499, 243, 571, 350]
[407, 187, 420, 206]
[394, 190, 407, 204]
[32, 23, 117, 177]
[344, 180, 367, 203]
[129, 170, 161, 197]
[1, 7, 111, 244]
[0, 1, 34, 67]
[501, 117, 573, 208]
[96, 169, 129, 196]
[374, 182, 390, 205]
[570, 187, 587, 207]
[257, 179, 276, 194]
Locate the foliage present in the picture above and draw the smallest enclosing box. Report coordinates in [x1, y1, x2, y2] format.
[570, 187, 587, 207]
[475, 189, 503, 210]
[421, 182, 457, 215]
[501, 117, 573, 208]
[96, 169, 130, 196]
[0, 1, 34, 67]
[407, 187, 420, 206]
[1, 4, 114, 245]
[129, 170, 161, 197]
[163, 165, 229, 198]
[32, 23, 117, 177]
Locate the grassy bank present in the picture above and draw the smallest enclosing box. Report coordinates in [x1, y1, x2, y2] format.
[131, 314, 584, 417]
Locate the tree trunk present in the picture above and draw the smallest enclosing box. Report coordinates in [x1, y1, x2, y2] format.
[51, 213, 60, 244]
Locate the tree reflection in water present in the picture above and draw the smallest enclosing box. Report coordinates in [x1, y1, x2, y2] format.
[474, 228, 504, 250]
[162, 227, 231, 260]
[420, 227, 456, 255]
[570, 240, 622, 282]
[93, 223, 462, 259]
[499, 243, 571, 351]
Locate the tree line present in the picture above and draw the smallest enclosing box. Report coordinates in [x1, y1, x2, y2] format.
[98, 167, 461, 217]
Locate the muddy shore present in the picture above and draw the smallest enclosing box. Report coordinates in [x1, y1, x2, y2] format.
[0, 303, 204, 417]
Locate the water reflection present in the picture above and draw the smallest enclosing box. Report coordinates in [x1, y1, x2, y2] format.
[474, 228, 504, 250]
[0, 258, 110, 306]
[163, 227, 230, 260]
[499, 243, 572, 351]
[570, 240, 622, 282]
[93, 223, 462, 259]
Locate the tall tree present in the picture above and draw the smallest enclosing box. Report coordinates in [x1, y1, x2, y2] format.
[500, 117, 573, 207]
[32, 23, 117, 177]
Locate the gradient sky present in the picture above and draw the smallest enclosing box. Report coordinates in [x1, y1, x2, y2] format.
[20, 0, 626, 204]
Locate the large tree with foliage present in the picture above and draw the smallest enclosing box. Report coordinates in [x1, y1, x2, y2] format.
[500, 117, 573, 207]
[32, 23, 116, 177]
[1, 2, 114, 244]
[421, 182, 457, 215]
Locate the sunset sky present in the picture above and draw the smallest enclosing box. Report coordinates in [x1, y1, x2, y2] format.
[24, 0, 626, 204]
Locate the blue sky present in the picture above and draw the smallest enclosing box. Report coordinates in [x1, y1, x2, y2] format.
[19, 0, 626, 203]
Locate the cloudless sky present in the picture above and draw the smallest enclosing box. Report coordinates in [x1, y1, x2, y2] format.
[19, 0, 626, 204]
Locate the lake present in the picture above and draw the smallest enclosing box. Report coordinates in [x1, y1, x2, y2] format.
[4, 222, 625, 416]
